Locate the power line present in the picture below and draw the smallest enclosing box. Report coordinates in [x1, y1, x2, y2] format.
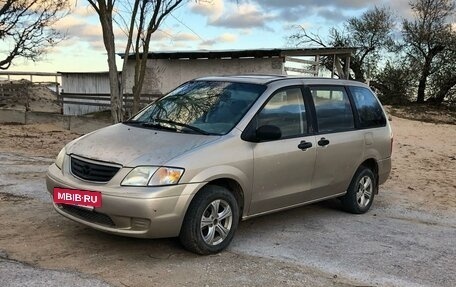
[169, 13, 206, 42]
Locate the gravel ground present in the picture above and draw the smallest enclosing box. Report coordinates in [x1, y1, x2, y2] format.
[0, 114, 455, 286]
[0, 253, 110, 287]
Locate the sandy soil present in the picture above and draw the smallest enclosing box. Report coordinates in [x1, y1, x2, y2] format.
[0, 123, 80, 158]
[387, 104, 456, 125]
[0, 113, 455, 286]
[0, 113, 454, 212]
[383, 116, 456, 212]
[0, 80, 60, 113]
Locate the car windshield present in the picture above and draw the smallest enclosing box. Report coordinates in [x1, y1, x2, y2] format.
[127, 81, 266, 135]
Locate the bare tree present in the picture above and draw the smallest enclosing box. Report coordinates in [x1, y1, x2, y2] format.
[87, 0, 184, 122]
[289, 6, 395, 82]
[402, 0, 455, 103]
[0, 0, 69, 70]
[124, 0, 184, 114]
[87, 0, 123, 123]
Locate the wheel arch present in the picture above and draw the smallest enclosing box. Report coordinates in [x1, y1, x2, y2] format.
[181, 177, 246, 225]
[205, 178, 245, 219]
[359, 158, 379, 194]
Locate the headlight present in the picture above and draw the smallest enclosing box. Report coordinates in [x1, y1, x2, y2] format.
[121, 166, 158, 186]
[55, 147, 66, 170]
[149, 167, 184, 186]
[121, 166, 184, 186]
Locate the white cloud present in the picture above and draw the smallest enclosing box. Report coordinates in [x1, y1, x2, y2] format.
[79, 25, 103, 39]
[151, 29, 173, 42]
[199, 33, 238, 48]
[173, 33, 200, 42]
[249, 0, 415, 24]
[210, 4, 276, 29]
[53, 15, 86, 31]
[190, 0, 224, 20]
[219, 33, 237, 43]
[73, 5, 96, 17]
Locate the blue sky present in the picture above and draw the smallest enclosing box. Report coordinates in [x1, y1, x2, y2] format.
[7, 0, 413, 73]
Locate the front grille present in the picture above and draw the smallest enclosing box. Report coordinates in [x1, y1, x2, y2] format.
[70, 156, 120, 182]
[59, 204, 115, 227]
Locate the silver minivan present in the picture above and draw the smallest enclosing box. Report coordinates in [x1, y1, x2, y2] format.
[46, 75, 392, 254]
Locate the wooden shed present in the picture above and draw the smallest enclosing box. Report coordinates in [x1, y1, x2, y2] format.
[61, 47, 356, 116]
[60, 72, 113, 116]
[120, 47, 356, 96]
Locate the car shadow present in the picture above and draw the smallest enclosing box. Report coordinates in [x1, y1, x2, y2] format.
[56, 193, 393, 267]
[56, 198, 350, 260]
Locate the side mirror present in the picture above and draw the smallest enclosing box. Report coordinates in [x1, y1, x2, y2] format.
[256, 125, 281, 141]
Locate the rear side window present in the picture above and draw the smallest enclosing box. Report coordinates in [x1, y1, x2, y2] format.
[310, 86, 354, 133]
[256, 87, 307, 139]
[349, 86, 386, 128]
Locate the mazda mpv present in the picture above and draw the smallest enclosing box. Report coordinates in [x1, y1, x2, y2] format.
[46, 75, 392, 254]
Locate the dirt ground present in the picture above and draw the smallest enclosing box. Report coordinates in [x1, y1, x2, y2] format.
[1, 110, 454, 213]
[0, 109, 455, 286]
[0, 80, 60, 113]
[382, 116, 456, 213]
[0, 123, 80, 158]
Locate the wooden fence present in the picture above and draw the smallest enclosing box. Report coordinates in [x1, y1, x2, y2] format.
[61, 92, 161, 116]
[0, 71, 162, 115]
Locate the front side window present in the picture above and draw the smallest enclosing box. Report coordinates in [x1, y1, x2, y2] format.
[310, 86, 354, 133]
[130, 81, 266, 135]
[349, 86, 386, 128]
[254, 87, 307, 139]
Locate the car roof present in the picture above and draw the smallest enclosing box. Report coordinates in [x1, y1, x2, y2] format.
[195, 75, 286, 85]
[194, 74, 370, 88]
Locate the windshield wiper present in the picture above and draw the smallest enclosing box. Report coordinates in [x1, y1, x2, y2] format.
[140, 121, 179, 132]
[151, 118, 214, 135]
[123, 120, 143, 125]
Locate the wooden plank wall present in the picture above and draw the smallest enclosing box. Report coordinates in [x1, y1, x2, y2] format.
[61, 73, 161, 115]
[61, 92, 161, 116]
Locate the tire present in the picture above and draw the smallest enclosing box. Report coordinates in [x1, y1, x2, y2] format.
[340, 166, 376, 214]
[179, 185, 239, 255]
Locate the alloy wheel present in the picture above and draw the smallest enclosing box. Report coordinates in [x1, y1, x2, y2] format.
[200, 199, 233, 245]
[356, 175, 373, 208]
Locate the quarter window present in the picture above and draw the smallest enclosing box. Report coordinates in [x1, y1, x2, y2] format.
[349, 86, 386, 128]
[255, 88, 307, 139]
[310, 86, 354, 133]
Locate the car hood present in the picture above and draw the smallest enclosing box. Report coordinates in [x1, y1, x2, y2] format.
[66, 123, 219, 166]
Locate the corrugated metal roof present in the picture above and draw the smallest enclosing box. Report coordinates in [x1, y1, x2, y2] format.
[119, 47, 356, 60]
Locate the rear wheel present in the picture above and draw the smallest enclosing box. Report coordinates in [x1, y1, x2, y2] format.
[179, 185, 239, 255]
[340, 166, 376, 214]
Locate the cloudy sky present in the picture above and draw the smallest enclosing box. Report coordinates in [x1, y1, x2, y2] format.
[7, 0, 413, 73]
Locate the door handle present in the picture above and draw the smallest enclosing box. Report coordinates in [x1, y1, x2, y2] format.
[298, 141, 313, 150]
[318, 137, 330, 147]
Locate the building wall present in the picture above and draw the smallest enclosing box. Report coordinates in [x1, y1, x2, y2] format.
[60, 58, 284, 115]
[61, 73, 111, 94]
[61, 73, 111, 115]
[125, 57, 284, 95]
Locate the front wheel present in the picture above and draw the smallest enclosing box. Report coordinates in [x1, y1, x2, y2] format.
[179, 185, 239, 255]
[340, 166, 376, 214]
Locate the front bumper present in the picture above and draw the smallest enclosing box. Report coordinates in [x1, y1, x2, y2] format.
[46, 163, 205, 238]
